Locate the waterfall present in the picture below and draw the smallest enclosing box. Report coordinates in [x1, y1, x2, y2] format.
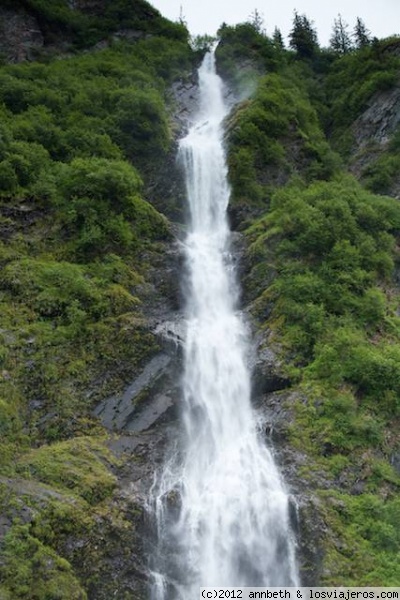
[150, 50, 298, 599]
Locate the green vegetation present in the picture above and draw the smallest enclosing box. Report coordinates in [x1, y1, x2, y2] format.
[12, 0, 188, 50]
[324, 39, 400, 154]
[1, 0, 400, 592]
[1, 523, 88, 600]
[0, 437, 130, 599]
[289, 12, 319, 59]
[226, 71, 340, 223]
[360, 127, 400, 194]
[247, 178, 400, 362]
[216, 22, 280, 90]
[0, 3, 194, 597]
[221, 19, 400, 585]
[0, 32, 191, 448]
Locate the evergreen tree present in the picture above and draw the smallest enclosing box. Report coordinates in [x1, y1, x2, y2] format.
[248, 8, 265, 34]
[178, 5, 187, 28]
[330, 14, 352, 54]
[354, 17, 371, 48]
[289, 11, 318, 58]
[191, 34, 216, 52]
[273, 26, 284, 49]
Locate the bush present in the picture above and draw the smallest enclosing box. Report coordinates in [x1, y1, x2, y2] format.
[110, 87, 170, 160]
[245, 176, 400, 414]
[16, 437, 117, 504]
[324, 42, 400, 153]
[227, 71, 340, 219]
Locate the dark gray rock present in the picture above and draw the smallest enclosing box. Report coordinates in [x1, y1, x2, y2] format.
[250, 331, 291, 398]
[93, 352, 179, 433]
[170, 76, 200, 134]
[350, 84, 400, 198]
[352, 86, 400, 150]
[391, 452, 400, 475]
[0, 7, 44, 63]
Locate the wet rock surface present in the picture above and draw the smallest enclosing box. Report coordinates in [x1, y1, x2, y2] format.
[170, 75, 200, 134]
[250, 332, 291, 397]
[93, 352, 176, 432]
[256, 390, 326, 585]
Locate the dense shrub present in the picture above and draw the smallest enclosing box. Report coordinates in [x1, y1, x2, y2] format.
[0, 7, 193, 599]
[227, 72, 341, 221]
[323, 41, 400, 153]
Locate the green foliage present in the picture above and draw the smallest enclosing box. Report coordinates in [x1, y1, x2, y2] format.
[319, 492, 400, 585]
[330, 14, 353, 54]
[218, 18, 400, 587]
[2, 259, 117, 323]
[0, 27, 190, 596]
[243, 172, 400, 584]
[272, 27, 285, 50]
[216, 22, 280, 91]
[0, 160, 18, 194]
[248, 177, 400, 364]
[361, 141, 400, 195]
[244, 171, 400, 569]
[0, 244, 157, 445]
[324, 41, 400, 153]
[59, 157, 141, 219]
[190, 34, 216, 53]
[19, 0, 188, 49]
[110, 86, 170, 160]
[1, 524, 87, 599]
[289, 12, 319, 58]
[227, 72, 340, 221]
[0, 40, 182, 257]
[0, 36, 192, 169]
[0, 397, 22, 438]
[353, 17, 372, 49]
[16, 437, 117, 504]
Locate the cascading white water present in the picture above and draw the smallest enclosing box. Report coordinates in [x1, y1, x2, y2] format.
[150, 50, 298, 599]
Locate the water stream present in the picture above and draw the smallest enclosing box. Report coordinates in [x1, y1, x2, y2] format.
[150, 50, 298, 599]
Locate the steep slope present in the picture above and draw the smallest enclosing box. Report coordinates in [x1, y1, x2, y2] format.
[1, 5, 400, 595]
[0, 0, 187, 61]
[217, 24, 400, 585]
[323, 37, 400, 199]
[0, 4, 196, 599]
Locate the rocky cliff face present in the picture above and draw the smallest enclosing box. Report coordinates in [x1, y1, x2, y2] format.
[352, 86, 400, 151]
[0, 6, 44, 62]
[0, 0, 172, 62]
[350, 84, 400, 198]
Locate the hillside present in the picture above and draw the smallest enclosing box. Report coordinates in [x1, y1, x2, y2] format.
[0, 2, 194, 598]
[217, 23, 400, 584]
[0, 2, 399, 597]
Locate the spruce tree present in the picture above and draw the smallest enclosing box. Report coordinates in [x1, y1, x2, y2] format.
[289, 11, 318, 58]
[248, 8, 265, 34]
[354, 17, 371, 48]
[273, 26, 284, 49]
[330, 14, 352, 54]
